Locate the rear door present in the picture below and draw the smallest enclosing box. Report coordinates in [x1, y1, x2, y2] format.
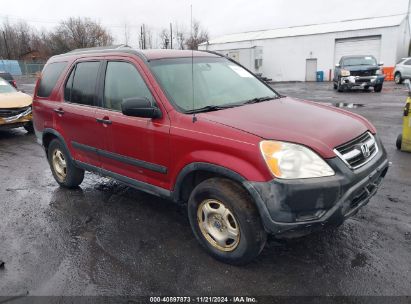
[56, 60, 104, 168]
[95, 57, 171, 189]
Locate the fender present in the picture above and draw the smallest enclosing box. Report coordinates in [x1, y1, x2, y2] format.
[172, 162, 246, 203]
[172, 162, 273, 232]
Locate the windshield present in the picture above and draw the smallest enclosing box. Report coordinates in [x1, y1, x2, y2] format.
[0, 78, 16, 94]
[150, 57, 278, 112]
[343, 56, 377, 66]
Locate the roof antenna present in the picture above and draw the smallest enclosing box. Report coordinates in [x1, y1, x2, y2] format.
[191, 4, 197, 123]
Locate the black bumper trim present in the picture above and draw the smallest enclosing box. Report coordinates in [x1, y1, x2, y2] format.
[244, 143, 389, 236]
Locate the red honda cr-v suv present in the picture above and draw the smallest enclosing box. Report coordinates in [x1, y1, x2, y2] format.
[33, 46, 389, 264]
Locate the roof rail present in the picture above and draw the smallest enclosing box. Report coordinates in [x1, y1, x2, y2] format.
[67, 44, 132, 54]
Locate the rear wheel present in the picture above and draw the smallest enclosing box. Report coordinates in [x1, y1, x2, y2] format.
[374, 84, 383, 92]
[394, 72, 402, 84]
[48, 139, 84, 188]
[188, 178, 267, 265]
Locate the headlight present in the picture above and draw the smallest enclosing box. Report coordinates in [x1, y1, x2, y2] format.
[260, 141, 335, 179]
[341, 69, 350, 77]
[375, 69, 383, 75]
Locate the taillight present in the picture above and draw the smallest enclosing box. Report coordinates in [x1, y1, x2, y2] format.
[12, 80, 17, 88]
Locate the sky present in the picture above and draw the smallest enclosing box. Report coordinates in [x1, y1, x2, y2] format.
[0, 0, 409, 48]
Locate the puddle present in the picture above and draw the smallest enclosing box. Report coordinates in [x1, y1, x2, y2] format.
[333, 103, 365, 109]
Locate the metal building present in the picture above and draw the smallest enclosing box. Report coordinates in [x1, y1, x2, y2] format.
[199, 15, 410, 82]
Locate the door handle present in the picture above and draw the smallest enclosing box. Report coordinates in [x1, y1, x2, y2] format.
[96, 118, 112, 125]
[53, 108, 65, 115]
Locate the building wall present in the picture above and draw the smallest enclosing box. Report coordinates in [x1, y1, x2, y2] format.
[200, 26, 402, 82]
[396, 19, 410, 61]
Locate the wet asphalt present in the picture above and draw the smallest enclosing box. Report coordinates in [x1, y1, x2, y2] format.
[0, 81, 410, 297]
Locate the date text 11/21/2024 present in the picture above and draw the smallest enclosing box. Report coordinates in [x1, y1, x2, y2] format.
[149, 296, 258, 303]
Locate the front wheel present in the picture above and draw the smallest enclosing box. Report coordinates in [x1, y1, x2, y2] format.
[394, 73, 402, 84]
[337, 78, 344, 92]
[188, 178, 267, 265]
[396, 134, 402, 150]
[24, 122, 34, 133]
[374, 84, 383, 92]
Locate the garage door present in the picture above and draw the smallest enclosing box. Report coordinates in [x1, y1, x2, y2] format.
[334, 36, 381, 64]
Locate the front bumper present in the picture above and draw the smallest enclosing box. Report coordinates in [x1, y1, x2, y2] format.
[0, 109, 32, 129]
[340, 75, 385, 87]
[244, 136, 389, 237]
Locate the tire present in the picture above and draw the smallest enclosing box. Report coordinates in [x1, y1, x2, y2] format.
[374, 84, 383, 92]
[24, 122, 34, 133]
[47, 139, 84, 188]
[188, 178, 267, 265]
[333, 83, 337, 90]
[394, 72, 402, 84]
[337, 78, 344, 92]
[396, 134, 402, 150]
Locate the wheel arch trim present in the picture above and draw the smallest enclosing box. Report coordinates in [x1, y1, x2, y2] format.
[42, 128, 72, 160]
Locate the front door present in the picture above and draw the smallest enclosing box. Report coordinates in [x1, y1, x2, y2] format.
[305, 58, 317, 82]
[402, 59, 411, 78]
[95, 59, 171, 189]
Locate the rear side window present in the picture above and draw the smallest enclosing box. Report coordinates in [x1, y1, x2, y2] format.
[65, 61, 100, 106]
[404, 59, 411, 66]
[103, 61, 154, 111]
[37, 62, 67, 97]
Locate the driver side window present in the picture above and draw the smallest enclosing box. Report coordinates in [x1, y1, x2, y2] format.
[104, 61, 155, 111]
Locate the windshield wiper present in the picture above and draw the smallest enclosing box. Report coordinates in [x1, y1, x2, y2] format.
[185, 105, 234, 114]
[185, 96, 280, 114]
[242, 96, 276, 105]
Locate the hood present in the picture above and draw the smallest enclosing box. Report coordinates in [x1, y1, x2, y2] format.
[199, 97, 374, 158]
[0, 92, 32, 108]
[344, 65, 379, 72]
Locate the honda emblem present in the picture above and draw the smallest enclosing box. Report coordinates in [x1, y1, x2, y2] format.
[360, 144, 371, 158]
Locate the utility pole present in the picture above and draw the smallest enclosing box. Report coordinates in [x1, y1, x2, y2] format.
[2, 31, 10, 59]
[140, 24, 146, 49]
[170, 23, 173, 49]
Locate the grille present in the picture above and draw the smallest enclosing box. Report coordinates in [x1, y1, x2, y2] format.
[350, 70, 376, 77]
[334, 132, 378, 169]
[0, 107, 30, 118]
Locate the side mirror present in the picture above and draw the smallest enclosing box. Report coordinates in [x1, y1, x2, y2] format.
[335, 63, 340, 68]
[121, 97, 162, 119]
[378, 62, 384, 66]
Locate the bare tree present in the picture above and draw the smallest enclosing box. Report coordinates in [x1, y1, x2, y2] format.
[48, 17, 113, 54]
[0, 21, 33, 59]
[186, 20, 209, 50]
[174, 23, 186, 50]
[159, 28, 170, 49]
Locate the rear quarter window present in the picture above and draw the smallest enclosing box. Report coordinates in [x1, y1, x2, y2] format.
[0, 73, 13, 81]
[37, 62, 68, 98]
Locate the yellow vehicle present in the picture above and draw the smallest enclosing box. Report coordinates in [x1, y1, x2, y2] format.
[396, 80, 411, 152]
[0, 77, 33, 133]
